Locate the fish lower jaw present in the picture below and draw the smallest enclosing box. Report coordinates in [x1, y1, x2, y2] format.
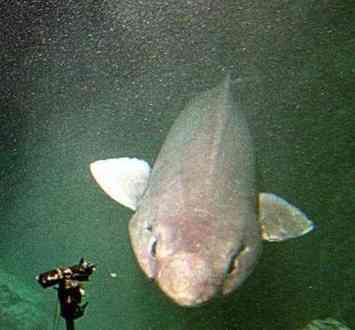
[168, 292, 213, 307]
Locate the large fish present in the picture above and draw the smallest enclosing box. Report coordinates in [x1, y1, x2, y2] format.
[90, 75, 314, 307]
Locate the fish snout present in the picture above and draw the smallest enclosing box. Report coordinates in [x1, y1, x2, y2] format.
[156, 252, 218, 307]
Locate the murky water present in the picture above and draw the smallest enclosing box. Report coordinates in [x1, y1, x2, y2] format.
[1, 1, 354, 329]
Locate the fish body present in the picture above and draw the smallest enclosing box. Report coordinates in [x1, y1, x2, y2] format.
[90, 75, 314, 306]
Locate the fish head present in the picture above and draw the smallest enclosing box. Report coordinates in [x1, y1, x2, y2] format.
[130, 209, 260, 307]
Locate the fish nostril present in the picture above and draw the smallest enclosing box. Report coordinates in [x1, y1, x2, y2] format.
[227, 243, 245, 275]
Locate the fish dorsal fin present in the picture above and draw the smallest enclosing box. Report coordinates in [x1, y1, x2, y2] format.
[90, 157, 151, 211]
[258, 193, 314, 242]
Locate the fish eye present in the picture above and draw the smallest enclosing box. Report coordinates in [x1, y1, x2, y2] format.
[150, 239, 157, 258]
[227, 243, 245, 275]
[145, 223, 157, 258]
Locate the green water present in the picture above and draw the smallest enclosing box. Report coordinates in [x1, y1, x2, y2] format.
[1, 1, 354, 329]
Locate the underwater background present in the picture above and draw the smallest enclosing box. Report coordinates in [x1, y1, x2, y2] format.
[0, 1, 354, 329]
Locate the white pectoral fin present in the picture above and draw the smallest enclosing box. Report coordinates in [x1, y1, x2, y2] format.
[90, 157, 151, 211]
[259, 192, 315, 242]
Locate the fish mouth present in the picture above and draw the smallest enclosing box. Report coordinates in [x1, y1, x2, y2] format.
[155, 252, 219, 307]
